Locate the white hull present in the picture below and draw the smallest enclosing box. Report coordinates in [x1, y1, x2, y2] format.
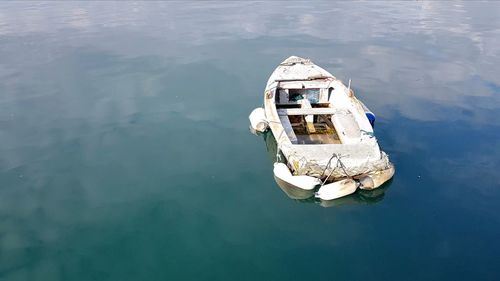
[255, 56, 394, 200]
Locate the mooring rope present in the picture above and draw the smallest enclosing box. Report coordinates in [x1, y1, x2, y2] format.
[320, 153, 352, 187]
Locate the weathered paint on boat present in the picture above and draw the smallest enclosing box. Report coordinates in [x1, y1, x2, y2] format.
[251, 56, 394, 201]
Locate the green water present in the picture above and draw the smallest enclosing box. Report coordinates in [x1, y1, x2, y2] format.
[1, 2, 499, 280]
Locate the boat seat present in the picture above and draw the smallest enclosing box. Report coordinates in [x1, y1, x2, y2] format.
[277, 108, 339, 116]
[299, 99, 315, 133]
[330, 110, 361, 144]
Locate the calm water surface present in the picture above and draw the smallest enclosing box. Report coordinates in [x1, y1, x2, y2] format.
[1, 2, 500, 280]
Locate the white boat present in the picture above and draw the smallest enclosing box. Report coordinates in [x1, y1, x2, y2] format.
[250, 56, 394, 200]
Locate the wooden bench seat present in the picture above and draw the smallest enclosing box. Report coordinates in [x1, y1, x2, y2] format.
[277, 108, 339, 116]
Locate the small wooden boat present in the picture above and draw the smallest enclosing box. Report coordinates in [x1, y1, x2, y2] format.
[250, 56, 394, 200]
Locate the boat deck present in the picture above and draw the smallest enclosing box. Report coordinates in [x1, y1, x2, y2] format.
[287, 115, 341, 145]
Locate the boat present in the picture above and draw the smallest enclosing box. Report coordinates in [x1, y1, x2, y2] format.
[249, 56, 394, 201]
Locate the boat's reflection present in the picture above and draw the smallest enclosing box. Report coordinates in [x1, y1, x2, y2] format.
[261, 130, 391, 207]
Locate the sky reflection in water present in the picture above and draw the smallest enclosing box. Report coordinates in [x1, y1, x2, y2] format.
[0, 2, 499, 281]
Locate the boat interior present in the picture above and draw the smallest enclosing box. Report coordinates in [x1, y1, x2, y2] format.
[275, 86, 342, 145]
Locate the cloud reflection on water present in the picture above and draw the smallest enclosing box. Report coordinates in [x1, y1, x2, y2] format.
[0, 1, 499, 125]
[0, 2, 500, 280]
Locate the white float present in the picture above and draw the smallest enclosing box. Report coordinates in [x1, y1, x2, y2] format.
[357, 164, 395, 190]
[315, 178, 358, 200]
[249, 107, 268, 133]
[273, 163, 321, 191]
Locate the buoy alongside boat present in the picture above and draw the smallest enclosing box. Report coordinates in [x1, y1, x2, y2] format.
[273, 163, 321, 191]
[249, 107, 268, 134]
[360, 100, 376, 128]
[357, 163, 395, 190]
[315, 178, 358, 201]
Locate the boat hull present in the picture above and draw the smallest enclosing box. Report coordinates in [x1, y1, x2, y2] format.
[255, 56, 394, 200]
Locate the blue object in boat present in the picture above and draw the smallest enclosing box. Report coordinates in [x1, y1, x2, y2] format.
[366, 112, 376, 128]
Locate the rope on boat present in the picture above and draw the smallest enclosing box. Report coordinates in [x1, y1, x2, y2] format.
[320, 153, 352, 187]
[320, 154, 337, 178]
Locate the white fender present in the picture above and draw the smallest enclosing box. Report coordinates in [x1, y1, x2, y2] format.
[358, 164, 395, 190]
[315, 178, 357, 200]
[273, 163, 321, 191]
[249, 107, 268, 133]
